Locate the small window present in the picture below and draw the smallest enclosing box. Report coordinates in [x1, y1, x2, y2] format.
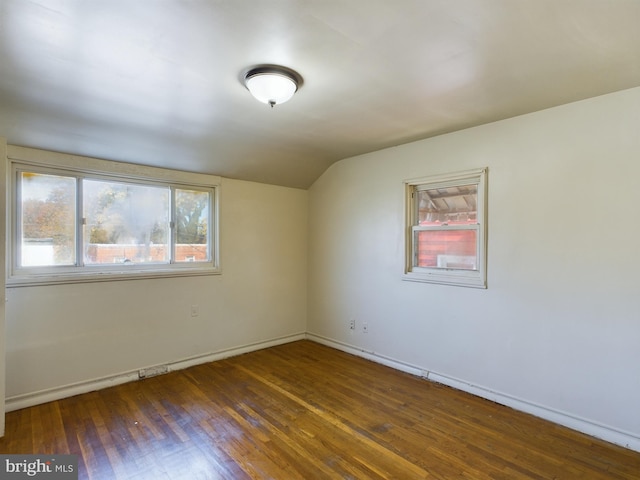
[175, 188, 210, 263]
[9, 151, 219, 286]
[20, 172, 76, 267]
[404, 168, 487, 288]
[82, 178, 171, 266]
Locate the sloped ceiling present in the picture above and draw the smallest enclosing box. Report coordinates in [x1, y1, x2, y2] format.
[0, 0, 639, 188]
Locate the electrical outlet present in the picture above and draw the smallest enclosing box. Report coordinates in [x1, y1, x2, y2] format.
[363, 322, 369, 333]
[349, 318, 355, 330]
[190, 304, 199, 317]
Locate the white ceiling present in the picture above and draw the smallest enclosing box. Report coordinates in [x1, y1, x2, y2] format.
[1, 1, 639, 188]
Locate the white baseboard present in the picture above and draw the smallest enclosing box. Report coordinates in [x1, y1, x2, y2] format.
[5, 332, 306, 413]
[306, 333, 640, 453]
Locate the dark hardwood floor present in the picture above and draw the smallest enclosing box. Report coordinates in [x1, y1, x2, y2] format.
[1, 340, 639, 479]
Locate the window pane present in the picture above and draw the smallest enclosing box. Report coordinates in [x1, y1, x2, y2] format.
[83, 180, 170, 265]
[175, 189, 210, 262]
[415, 230, 477, 270]
[417, 184, 477, 225]
[20, 172, 76, 266]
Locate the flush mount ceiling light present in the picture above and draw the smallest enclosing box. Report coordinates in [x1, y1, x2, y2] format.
[243, 65, 303, 107]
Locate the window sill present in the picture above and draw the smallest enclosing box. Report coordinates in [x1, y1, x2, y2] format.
[403, 270, 486, 289]
[7, 267, 221, 288]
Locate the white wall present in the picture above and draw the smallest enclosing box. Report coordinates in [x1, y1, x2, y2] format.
[5, 176, 307, 405]
[307, 87, 640, 450]
[0, 138, 6, 435]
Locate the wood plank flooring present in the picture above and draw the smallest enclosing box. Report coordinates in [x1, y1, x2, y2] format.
[1, 340, 639, 479]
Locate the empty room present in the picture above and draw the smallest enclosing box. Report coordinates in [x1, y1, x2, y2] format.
[0, 1, 639, 478]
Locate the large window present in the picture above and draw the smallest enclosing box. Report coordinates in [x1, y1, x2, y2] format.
[404, 168, 487, 288]
[9, 150, 219, 285]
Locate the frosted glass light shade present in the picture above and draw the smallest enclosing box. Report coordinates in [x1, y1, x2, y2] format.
[244, 66, 301, 107]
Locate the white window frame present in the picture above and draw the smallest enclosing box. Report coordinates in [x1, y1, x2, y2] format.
[7, 146, 220, 287]
[404, 167, 487, 288]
